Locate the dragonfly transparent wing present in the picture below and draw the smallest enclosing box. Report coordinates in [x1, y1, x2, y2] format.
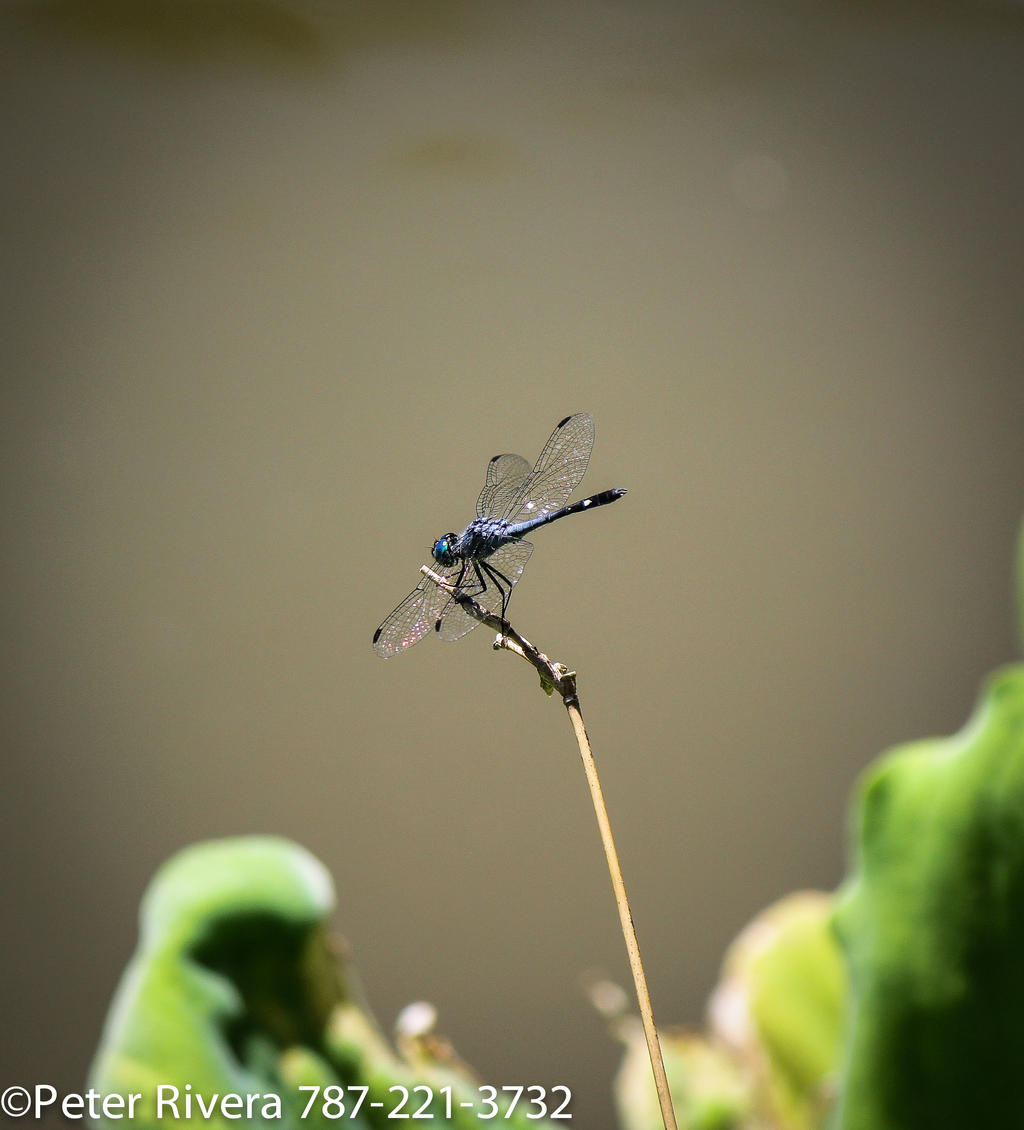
[436, 539, 534, 642]
[476, 453, 532, 518]
[372, 561, 464, 657]
[500, 413, 595, 523]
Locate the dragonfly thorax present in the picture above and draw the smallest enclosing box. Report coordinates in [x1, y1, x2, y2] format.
[456, 517, 513, 561]
[432, 534, 459, 568]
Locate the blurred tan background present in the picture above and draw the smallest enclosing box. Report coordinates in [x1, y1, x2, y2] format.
[2, 2, 1023, 1127]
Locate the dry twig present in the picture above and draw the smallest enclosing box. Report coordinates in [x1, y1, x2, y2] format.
[420, 566, 678, 1130]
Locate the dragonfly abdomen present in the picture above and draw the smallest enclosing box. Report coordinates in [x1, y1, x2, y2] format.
[509, 488, 627, 537]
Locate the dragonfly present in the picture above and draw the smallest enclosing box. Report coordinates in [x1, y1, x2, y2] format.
[373, 413, 626, 657]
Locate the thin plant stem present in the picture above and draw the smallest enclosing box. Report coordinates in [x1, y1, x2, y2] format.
[420, 567, 679, 1130]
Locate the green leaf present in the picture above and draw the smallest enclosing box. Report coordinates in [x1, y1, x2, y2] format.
[88, 835, 557, 1130]
[832, 664, 1024, 1130]
[709, 892, 844, 1130]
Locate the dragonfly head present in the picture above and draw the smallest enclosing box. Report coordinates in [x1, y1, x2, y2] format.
[432, 534, 458, 568]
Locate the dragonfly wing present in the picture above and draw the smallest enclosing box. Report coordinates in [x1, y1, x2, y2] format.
[435, 539, 534, 641]
[476, 453, 532, 518]
[501, 413, 595, 523]
[372, 565, 456, 657]
[483, 538, 535, 599]
[434, 598, 484, 642]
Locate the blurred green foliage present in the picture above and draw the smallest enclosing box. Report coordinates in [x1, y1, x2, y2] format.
[609, 892, 844, 1130]
[88, 836, 553, 1129]
[832, 662, 1024, 1129]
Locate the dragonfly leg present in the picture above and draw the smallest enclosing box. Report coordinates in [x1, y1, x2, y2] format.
[465, 558, 506, 630]
[468, 559, 491, 609]
[480, 559, 514, 621]
[434, 560, 468, 633]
